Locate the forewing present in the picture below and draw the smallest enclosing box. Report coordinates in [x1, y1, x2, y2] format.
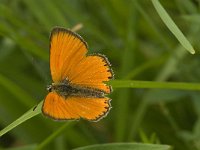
[50, 27, 88, 82]
[50, 27, 113, 93]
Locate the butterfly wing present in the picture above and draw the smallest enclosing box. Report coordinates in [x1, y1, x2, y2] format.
[50, 27, 88, 83]
[50, 27, 113, 93]
[42, 92, 111, 121]
[43, 27, 113, 121]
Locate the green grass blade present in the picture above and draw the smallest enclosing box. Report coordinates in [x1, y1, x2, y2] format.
[74, 143, 171, 150]
[110, 80, 200, 91]
[152, 0, 195, 54]
[0, 101, 42, 137]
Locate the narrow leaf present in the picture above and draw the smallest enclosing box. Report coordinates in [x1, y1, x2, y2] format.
[0, 101, 42, 137]
[110, 80, 200, 91]
[152, 0, 195, 54]
[74, 143, 171, 150]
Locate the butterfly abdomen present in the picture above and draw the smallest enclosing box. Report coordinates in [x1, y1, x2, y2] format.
[49, 82, 105, 98]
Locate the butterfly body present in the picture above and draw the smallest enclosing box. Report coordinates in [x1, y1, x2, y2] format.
[48, 80, 105, 99]
[42, 27, 113, 121]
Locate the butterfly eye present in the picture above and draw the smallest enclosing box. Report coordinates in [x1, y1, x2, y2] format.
[46, 85, 52, 92]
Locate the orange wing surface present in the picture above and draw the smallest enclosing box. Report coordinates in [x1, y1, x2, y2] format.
[42, 92, 111, 121]
[50, 27, 113, 93]
[66, 54, 113, 94]
[50, 28, 88, 83]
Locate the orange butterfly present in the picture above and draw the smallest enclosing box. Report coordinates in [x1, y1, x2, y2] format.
[42, 27, 113, 121]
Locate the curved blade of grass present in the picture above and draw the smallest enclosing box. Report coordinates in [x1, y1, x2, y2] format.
[152, 0, 195, 54]
[74, 143, 171, 150]
[0, 100, 42, 137]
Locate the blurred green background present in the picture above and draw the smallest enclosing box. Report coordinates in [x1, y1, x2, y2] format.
[0, 0, 200, 149]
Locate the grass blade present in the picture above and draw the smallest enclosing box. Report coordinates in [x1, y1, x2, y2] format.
[110, 80, 200, 91]
[74, 143, 171, 150]
[152, 0, 195, 54]
[0, 101, 42, 137]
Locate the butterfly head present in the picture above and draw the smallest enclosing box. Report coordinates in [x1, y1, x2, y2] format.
[46, 83, 62, 92]
[46, 80, 70, 94]
[47, 84, 52, 92]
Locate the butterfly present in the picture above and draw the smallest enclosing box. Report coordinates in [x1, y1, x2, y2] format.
[42, 27, 113, 121]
